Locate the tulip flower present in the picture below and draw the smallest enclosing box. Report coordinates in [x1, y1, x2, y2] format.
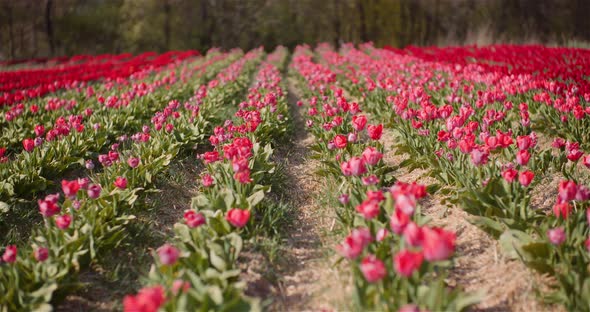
[201, 174, 214, 187]
[367, 124, 383, 140]
[61, 180, 81, 198]
[127, 157, 140, 168]
[2, 245, 17, 263]
[114, 177, 128, 189]
[157, 244, 180, 265]
[333, 134, 348, 149]
[362, 146, 383, 166]
[123, 285, 166, 312]
[360, 254, 387, 282]
[34, 247, 49, 262]
[183, 210, 205, 228]
[547, 227, 566, 245]
[22, 138, 35, 152]
[518, 170, 534, 187]
[55, 215, 72, 229]
[422, 227, 456, 261]
[226, 208, 250, 228]
[394, 249, 423, 277]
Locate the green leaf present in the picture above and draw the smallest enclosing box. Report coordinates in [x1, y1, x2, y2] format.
[246, 190, 265, 209]
[499, 230, 533, 259]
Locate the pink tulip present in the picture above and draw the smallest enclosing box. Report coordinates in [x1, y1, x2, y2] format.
[356, 199, 380, 220]
[201, 174, 214, 187]
[547, 227, 566, 245]
[360, 254, 387, 282]
[2, 245, 17, 263]
[348, 157, 367, 176]
[157, 244, 180, 265]
[127, 157, 140, 168]
[55, 215, 72, 229]
[422, 227, 456, 261]
[362, 146, 383, 166]
[87, 184, 102, 199]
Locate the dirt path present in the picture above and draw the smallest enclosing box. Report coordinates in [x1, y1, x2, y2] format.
[266, 81, 351, 311]
[381, 128, 558, 312]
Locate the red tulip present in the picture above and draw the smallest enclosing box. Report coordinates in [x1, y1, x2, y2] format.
[123, 285, 166, 312]
[183, 210, 205, 228]
[394, 249, 423, 277]
[114, 177, 128, 189]
[516, 150, 531, 166]
[34, 247, 49, 262]
[234, 169, 253, 184]
[356, 199, 380, 220]
[34, 124, 45, 137]
[518, 170, 534, 187]
[157, 244, 179, 265]
[360, 254, 386, 282]
[502, 168, 518, 183]
[61, 179, 80, 198]
[226, 208, 250, 228]
[553, 202, 572, 219]
[333, 134, 348, 149]
[38, 198, 60, 217]
[367, 124, 383, 140]
[567, 149, 584, 162]
[22, 138, 35, 152]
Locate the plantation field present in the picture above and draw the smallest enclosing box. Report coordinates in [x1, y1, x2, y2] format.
[1, 43, 590, 311]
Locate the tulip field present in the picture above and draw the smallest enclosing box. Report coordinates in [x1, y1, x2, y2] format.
[1, 43, 590, 311]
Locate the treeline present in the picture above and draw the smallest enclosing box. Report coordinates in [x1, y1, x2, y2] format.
[1, 0, 589, 60]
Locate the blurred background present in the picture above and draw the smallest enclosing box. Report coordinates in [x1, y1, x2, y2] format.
[1, 0, 590, 60]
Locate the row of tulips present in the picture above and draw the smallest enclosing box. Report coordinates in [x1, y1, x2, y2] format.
[289, 44, 479, 311]
[331, 43, 590, 310]
[122, 46, 290, 311]
[0, 51, 199, 107]
[0, 51, 203, 150]
[0, 49, 263, 311]
[0, 52, 238, 240]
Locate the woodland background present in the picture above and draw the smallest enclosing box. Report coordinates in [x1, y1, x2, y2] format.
[1, 0, 590, 60]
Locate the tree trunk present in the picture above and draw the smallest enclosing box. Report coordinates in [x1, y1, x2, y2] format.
[333, 0, 341, 49]
[6, 3, 15, 59]
[164, 0, 171, 50]
[357, 0, 368, 42]
[45, 0, 55, 56]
